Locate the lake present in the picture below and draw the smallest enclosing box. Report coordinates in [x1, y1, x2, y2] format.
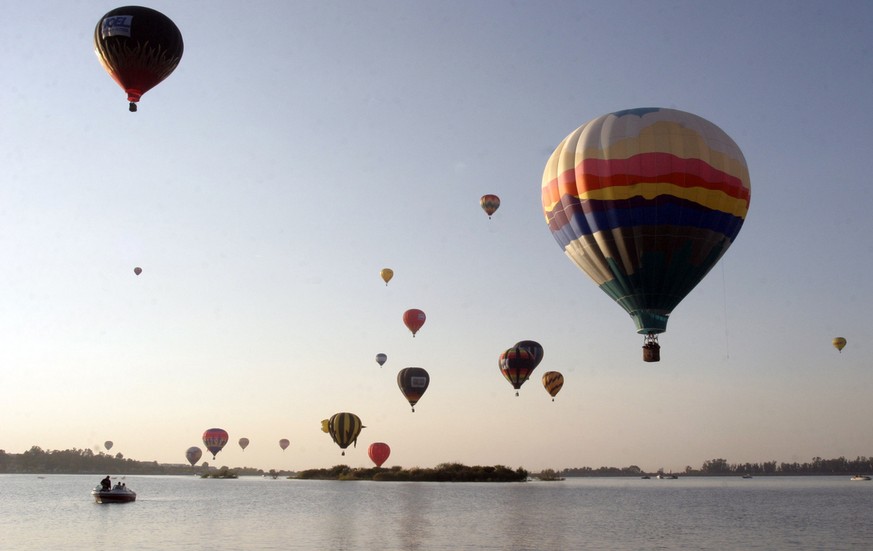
[2, 474, 872, 550]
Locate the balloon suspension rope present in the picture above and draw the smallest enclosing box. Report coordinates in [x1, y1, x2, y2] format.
[643, 333, 659, 347]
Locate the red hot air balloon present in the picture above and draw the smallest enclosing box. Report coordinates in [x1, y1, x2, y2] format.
[499, 346, 538, 396]
[279, 438, 290, 451]
[94, 6, 184, 112]
[202, 428, 229, 459]
[368, 442, 391, 468]
[480, 194, 500, 219]
[397, 367, 430, 412]
[403, 309, 426, 337]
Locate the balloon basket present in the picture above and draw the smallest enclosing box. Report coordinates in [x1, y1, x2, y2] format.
[642, 334, 660, 363]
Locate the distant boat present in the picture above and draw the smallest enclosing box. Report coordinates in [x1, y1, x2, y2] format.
[742, 474, 753, 479]
[91, 485, 136, 503]
[850, 475, 871, 481]
[640, 475, 650, 479]
[656, 473, 678, 479]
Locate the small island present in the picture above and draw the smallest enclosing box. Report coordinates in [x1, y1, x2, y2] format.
[293, 463, 528, 482]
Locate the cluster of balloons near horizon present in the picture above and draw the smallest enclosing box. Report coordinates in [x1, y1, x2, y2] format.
[542, 108, 751, 361]
[94, 6, 183, 112]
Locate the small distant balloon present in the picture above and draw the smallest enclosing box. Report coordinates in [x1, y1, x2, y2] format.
[368, 442, 391, 468]
[279, 438, 290, 451]
[381, 268, 394, 286]
[133, 267, 142, 275]
[833, 337, 847, 353]
[403, 309, 426, 337]
[376, 353, 388, 367]
[238, 437, 250, 451]
[185, 446, 202, 466]
[480, 194, 500, 219]
[104, 441, 113, 451]
[542, 371, 564, 401]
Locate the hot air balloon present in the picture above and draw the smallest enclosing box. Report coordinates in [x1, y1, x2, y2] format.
[133, 267, 142, 275]
[381, 268, 394, 286]
[542, 108, 751, 362]
[94, 6, 184, 112]
[104, 441, 113, 451]
[202, 428, 229, 460]
[480, 194, 500, 219]
[542, 371, 564, 401]
[327, 412, 364, 456]
[833, 337, 847, 353]
[403, 309, 426, 337]
[238, 437, 249, 451]
[279, 438, 290, 451]
[397, 367, 430, 412]
[376, 353, 388, 367]
[185, 446, 203, 466]
[515, 340, 544, 369]
[368, 442, 391, 468]
[499, 346, 538, 396]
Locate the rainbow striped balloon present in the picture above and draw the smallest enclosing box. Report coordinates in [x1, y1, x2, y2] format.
[542, 108, 750, 336]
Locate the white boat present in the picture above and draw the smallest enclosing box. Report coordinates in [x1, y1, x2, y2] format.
[91, 485, 137, 503]
[850, 475, 871, 481]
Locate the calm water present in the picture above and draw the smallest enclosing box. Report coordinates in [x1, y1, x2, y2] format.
[2, 474, 873, 550]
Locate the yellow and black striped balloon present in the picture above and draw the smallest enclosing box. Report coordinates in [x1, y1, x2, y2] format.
[542, 371, 564, 401]
[328, 412, 364, 455]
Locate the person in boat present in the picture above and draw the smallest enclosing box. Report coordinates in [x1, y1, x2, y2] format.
[100, 476, 111, 491]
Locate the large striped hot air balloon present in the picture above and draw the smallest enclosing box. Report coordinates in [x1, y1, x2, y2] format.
[542, 371, 564, 401]
[542, 108, 750, 361]
[202, 428, 229, 459]
[499, 346, 538, 396]
[327, 413, 364, 456]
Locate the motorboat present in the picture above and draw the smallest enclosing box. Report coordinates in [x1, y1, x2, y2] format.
[91, 484, 137, 503]
[850, 475, 871, 481]
[656, 473, 678, 479]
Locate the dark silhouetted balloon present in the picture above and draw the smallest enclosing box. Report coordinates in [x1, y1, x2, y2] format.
[397, 367, 430, 412]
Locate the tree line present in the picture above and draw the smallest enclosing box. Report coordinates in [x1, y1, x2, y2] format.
[560, 456, 873, 477]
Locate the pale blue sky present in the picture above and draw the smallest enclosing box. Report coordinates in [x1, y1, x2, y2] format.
[1, 1, 872, 472]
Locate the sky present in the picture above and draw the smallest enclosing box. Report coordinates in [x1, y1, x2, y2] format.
[1, 0, 872, 474]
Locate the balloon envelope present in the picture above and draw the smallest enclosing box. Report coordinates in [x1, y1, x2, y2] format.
[381, 268, 394, 286]
[104, 441, 113, 451]
[368, 442, 391, 468]
[93, 6, 184, 111]
[480, 194, 500, 218]
[542, 108, 750, 339]
[238, 437, 249, 451]
[202, 428, 229, 459]
[328, 412, 364, 455]
[514, 340, 544, 369]
[185, 446, 202, 466]
[279, 438, 290, 451]
[133, 267, 142, 275]
[397, 367, 430, 412]
[403, 309, 426, 337]
[542, 371, 564, 400]
[376, 353, 388, 367]
[833, 337, 847, 352]
[499, 346, 538, 395]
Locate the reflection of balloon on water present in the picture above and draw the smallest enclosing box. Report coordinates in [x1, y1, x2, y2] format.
[480, 194, 500, 219]
[93, 6, 184, 112]
[833, 337, 847, 353]
[238, 437, 249, 451]
[499, 346, 538, 396]
[397, 367, 430, 412]
[327, 412, 364, 456]
[202, 428, 229, 459]
[185, 446, 202, 466]
[279, 438, 290, 451]
[542, 371, 564, 401]
[133, 267, 142, 276]
[368, 442, 391, 468]
[403, 309, 426, 337]
[380, 268, 394, 286]
[542, 108, 751, 362]
[104, 441, 113, 451]
[376, 353, 387, 367]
